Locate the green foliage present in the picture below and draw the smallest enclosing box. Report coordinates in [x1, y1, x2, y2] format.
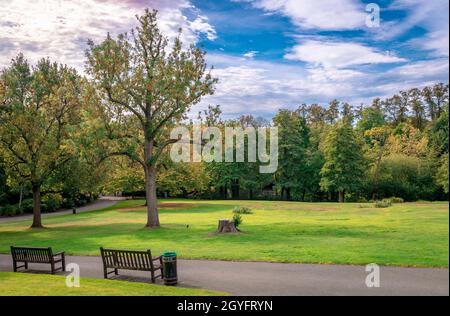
[232, 213, 243, 228]
[374, 199, 393, 208]
[233, 206, 253, 214]
[320, 123, 366, 200]
[274, 109, 310, 200]
[357, 107, 386, 135]
[390, 197, 405, 204]
[436, 154, 449, 194]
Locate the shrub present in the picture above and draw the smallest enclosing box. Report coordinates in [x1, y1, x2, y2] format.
[390, 197, 405, 204]
[42, 194, 62, 213]
[0, 205, 18, 216]
[232, 214, 243, 228]
[20, 199, 34, 214]
[374, 199, 393, 208]
[233, 206, 253, 215]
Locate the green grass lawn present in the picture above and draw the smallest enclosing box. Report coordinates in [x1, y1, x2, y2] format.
[0, 272, 224, 296]
[0, 200, 448, 267]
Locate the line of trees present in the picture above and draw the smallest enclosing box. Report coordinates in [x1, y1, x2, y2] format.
[140, 84, 448, 203]
[0, 9, 448, 230]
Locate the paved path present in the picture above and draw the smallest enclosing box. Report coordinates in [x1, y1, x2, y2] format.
[0, 197, 122, 223]
[0, 254, 447, 296]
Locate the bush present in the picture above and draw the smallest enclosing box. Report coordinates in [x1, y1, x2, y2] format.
[42, 194, 63, 213]
[374, 199, 393, 208]
[20, 199, 34, 213]
[233, 206, 253, 215]
[232, 214, 243, 228]
[0, 204, 20, 216]
[390, 197, 404, 204]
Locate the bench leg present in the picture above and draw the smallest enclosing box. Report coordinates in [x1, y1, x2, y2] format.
[151, 270, 156, 283]
[51, 262, 55, 274]
[25, 262, 28, 270]
[115, 268, 118, 275]
[13, 260, 17, 272]
[62, 255, 66, 272]
[103, 267, 108, 279]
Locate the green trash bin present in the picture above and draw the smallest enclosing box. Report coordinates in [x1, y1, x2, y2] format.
[162, 252, 178, 286]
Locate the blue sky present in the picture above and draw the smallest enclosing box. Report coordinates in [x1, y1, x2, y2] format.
[0, 0, 448, 118]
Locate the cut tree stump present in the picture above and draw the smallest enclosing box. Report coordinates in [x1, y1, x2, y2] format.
[217, 219, 239, 233]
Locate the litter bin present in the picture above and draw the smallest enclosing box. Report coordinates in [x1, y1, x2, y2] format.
[162, 252, 178, 286]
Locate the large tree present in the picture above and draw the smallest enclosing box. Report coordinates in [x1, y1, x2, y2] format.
[320, 122, 366, 202]
[0, 55, 82, 228]
[273, 109, 310, 200]
[85, 9, 217, 228]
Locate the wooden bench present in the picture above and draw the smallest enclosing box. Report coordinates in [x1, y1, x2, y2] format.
[100, 247, 163, 283]
[11, 246, 66, 274]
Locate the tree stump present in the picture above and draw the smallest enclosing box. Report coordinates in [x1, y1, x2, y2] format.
[217, 220, 239, 233]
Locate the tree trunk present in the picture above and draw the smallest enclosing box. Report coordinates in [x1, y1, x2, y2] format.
[217, 220, 238, 233]
[31, 184, 43, 228]
[339, 191, 345, 203]
[145, 166, 160, 228]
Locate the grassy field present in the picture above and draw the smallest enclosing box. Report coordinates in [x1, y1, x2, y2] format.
[0, 200, 448, 268]
[0, 272, 225, 296]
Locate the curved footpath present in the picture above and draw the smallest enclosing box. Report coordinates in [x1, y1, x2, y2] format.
[0, 254, 447, 296]
[0, 197, 122, 224]
[1, 197, 448, 296]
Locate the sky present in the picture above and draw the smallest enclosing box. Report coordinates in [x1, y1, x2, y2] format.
[0, 0, 448, 119]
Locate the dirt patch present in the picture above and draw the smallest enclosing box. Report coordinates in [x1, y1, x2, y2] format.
[116, 203, 197, 212]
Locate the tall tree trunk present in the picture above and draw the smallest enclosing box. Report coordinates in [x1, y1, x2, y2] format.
[339, 191, 345, 203]
[31, 184, 43, 228]
[145, 166, 160, 228]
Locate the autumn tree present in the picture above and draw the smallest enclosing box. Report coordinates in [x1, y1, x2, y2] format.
[0, 54, 83, 228]
[320, 122, 366, 202]
[85, 9, 217, 228]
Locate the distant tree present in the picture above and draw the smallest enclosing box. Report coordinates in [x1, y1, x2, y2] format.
[429, 106, 449, 156]
[273, 109, 310, 200]
[364, 127, 391, 200]
[86, 9, 217, 228]
[326, 100, 340, 125]
[436, 154, 449, 194]
[423, 83, 449, 121]
[408, 88, 427, 130]
[320, 123, 365, 202]
[356, 106, 386, 137]
[0, 55, 83, 228]
[341, 102, 354, 125]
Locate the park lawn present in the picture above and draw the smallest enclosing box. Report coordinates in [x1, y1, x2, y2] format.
[0, 272, 225, 296]
[0, 200, 448, 268]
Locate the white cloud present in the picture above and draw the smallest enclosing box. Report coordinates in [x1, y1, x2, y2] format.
[243, 51, 259, 59]
[374, 0, 449, 57]
[236, 0, 366, 30]
[285, 40, 406, 68]
[193, 53, 448, 119]
[0, 0, 216, 71]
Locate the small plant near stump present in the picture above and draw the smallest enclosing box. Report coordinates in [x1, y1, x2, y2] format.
[233, 206, 253, 214]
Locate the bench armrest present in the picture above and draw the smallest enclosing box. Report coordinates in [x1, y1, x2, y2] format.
[152, 256, 162, 262]
[53, 252, 65, 257]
